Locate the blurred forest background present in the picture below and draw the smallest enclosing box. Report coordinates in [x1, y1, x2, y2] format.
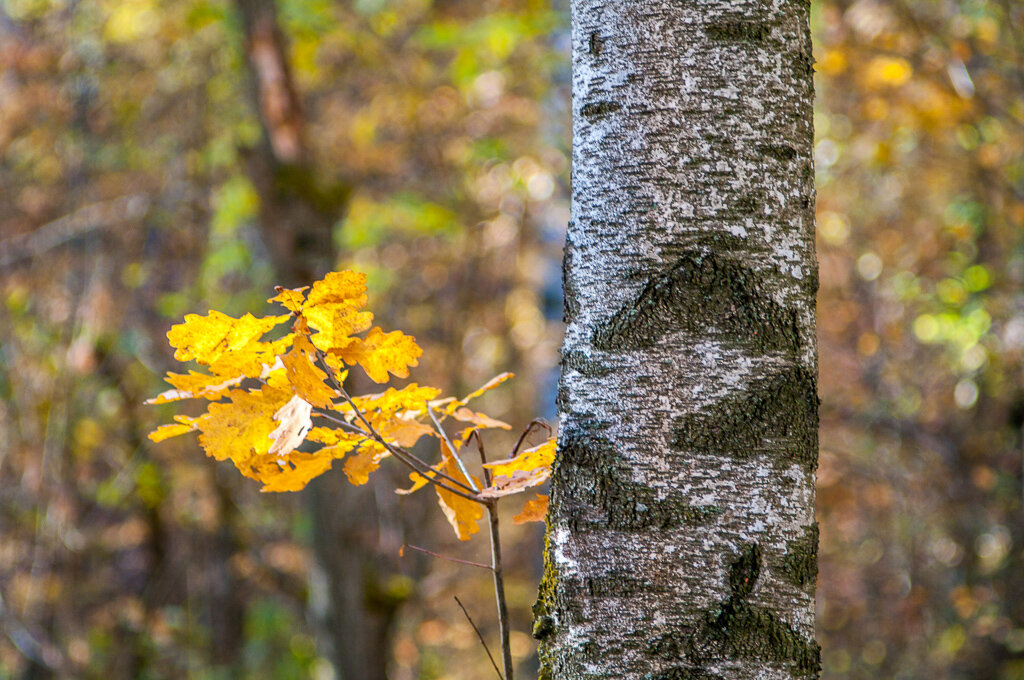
[0, 0, 1021, 678]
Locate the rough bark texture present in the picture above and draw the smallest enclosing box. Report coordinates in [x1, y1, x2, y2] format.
[537, 1, 819, 679]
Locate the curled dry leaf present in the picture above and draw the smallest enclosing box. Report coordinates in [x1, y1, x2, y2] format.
[268, 395, 313, 456]
[479, 438, 556, 498]
[513, 494, 549, 524]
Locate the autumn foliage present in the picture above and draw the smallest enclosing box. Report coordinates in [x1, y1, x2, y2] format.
[148, 270, 552, 540]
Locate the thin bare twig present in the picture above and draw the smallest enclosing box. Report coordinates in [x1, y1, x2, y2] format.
[511, 419, 552, 458]
[454, 596, 504, 680]
[401, 544, 492, 571]
[429, 405, 479, 492]
[311, 352, 481, 501]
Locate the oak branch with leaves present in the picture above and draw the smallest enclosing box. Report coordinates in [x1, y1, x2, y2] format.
[147, 270, 553, 679]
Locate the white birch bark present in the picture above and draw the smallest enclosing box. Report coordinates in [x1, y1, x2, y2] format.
[536, 1, 820, 678]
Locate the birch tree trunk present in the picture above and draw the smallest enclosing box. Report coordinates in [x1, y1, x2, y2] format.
[536, 1, 820, 679]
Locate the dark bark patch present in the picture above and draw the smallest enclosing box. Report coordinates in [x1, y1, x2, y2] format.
[649, 544, 821, 678]
[562, 349, 612, 377]
[562, 245, 580, 323]
[756, 143, 798, 162]
[781, 523, 819, 590]
[670, 364, 818, 472]
[555, 430, 719, 532]
[592, 247, 801, 354]
[647, 667, 724, 680]
[734, 193, 761, 215]
[704, 21, 770, 42]
[580, 100, 622, 119]
[589, 31, 604, 56]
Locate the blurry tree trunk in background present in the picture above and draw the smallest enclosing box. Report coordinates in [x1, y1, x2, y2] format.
[233, 2, 397, 678]
[536, 1, 820, 678]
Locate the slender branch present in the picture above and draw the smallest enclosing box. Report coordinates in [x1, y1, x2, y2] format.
[477, 439, 514, 680]
[511, 419, 552, 458]
[485, 503, 513, 680]
[310, 352, 481, 500]
[401, 544, 493, 571]
[472, 430, 492, 486]
[429, 405, 479, 492]
[313, 408, 471, 497]
[454, 596, 504, 680]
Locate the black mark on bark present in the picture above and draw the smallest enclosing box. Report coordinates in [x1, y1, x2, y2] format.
[649, 544, 821, 677]
[671, 364, 819, 472]
[592, 244, 801, 354]
[756, 143, 797, 162]
[580, 100, 622, 119]
[589, 31, 604, 56]
[647, 667, 724, 680]
[705, 21, 769, 42]
[562, 244, 580, 324]
[555, 430, 719, 532]
[781, 523, 819, 589]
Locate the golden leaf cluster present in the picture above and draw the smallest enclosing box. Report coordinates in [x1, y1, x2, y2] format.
[148, 271, 553, 538]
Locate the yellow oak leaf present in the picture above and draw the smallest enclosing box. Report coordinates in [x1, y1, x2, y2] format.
[305, 303, 374, 353]
[435, 443, 483, 541]
[146, 370, 243, 404]
[268, 395, 313, 456]
[450, 407, 511, 430]
[395, 429, 474, 496]
[249, 451, 334, 492]
[268, 286, 308, 313]
[377, 415, 435, 447]
[395, 462, 443, 496]
[206, 334, 295, 379]
[281, 335, 337, 408]
[306, 426, 366, 449]
[440, 372, 514, 415]
[148, 414, 205, 442]
[167, 311, 289, 365]
[343, 441, 389, 485]
[479, 438, 556, 498]
[197, 386, 291, 469]
[149, 422, 194, 442]
[513, 494, 549, 524]
[355, 384, 442, 415]
[307, 270, 369, 308]
[337, 327, 422, 383]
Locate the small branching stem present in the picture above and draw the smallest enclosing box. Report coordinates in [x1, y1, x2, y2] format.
[314, 350, 514, 678]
